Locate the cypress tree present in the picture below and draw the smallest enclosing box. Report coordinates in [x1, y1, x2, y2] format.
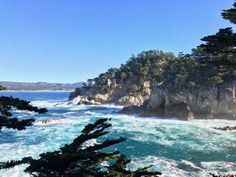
[0, 118, 161, 177]
[0, 96, 47, 131]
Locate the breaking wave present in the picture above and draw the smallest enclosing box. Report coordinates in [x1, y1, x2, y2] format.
[0, 92, 236, 177]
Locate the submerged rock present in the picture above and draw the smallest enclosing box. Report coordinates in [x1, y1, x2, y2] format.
[120, 105, 141, 114]
[214, 125, 236, 131]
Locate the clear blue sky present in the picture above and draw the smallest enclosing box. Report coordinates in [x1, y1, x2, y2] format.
[0, 0, 234, 83]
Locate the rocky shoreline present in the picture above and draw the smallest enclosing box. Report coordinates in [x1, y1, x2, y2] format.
[124, 82, 236, 121]
[69, 81, 236, 121]
[68, 3, 236, 122]
[69, 77, 236, 120]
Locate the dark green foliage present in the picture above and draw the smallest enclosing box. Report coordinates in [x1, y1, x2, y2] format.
[79, 50, 175, 95]
[0, 85, 6, 90]
[159, 0, 236, 88]
[192, 1, 236, 85]
[0, 96, 48, 131]
[69, 2, 236, 103]
[222, 2, 236, 24]
[0, 118, 161, 177]
[197, 28, 236, 68]
[161, 57, 200, 90]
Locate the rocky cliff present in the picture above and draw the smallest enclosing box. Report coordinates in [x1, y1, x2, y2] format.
[69, 50, 172, 106]
[69, 50, 236, 120]
[69, 80, 151, 106]
[137, 82, 236, 120]
[121, 56, 236, 120]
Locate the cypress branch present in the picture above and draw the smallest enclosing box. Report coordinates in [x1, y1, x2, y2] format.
[0, 96, 47, 131]
[0, 118, 161, 177]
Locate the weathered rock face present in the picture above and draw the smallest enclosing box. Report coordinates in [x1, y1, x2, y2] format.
[78, 96, 101, 105]
[117, 95, 148, 106]
[120, 102, 194, 120]
[94, 93, 110, 103]
[69, 81, 151, 106]
[115, 81, 151, 106]
[142, 82, 236, 120]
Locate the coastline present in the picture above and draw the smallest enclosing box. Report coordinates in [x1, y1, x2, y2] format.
[0, 90, 73, 92]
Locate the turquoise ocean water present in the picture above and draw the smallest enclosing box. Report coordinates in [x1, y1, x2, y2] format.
[0, 91, 236, 177]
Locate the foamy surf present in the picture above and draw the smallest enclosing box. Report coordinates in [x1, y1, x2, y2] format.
[0, 92, 236, 177]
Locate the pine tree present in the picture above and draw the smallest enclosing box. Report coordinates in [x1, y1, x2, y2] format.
[222, 2, 236, 24]
[0, 118, 161, 177]
[0, 96, 47, 131]
[195, 1, 236, 67]
[197, 27, 236, 67]
[193, 1, 236, 84]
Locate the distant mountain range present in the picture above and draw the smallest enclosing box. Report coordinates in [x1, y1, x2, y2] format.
[0, 81, 83, 91]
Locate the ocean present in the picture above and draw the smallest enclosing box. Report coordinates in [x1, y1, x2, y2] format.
[0, 91, 236, 177]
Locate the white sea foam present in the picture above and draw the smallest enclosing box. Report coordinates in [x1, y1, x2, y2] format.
[0, 165, 31, 177]
[30, 100, 57, 108]
[34, 118, 79, 126]
[81, 138, 97, 149]
[70, 96, 80, 104]
[129, 156, 189, 177]
[201, 161, 236, 176]
[1, 99, 236, 177]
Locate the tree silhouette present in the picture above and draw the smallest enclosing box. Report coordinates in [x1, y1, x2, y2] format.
[0, 96, 47, 131]
[0, 118, 161, 177]
[197, 28, 236, 67]
[222, 2, 236, 24]
[196, 0, 236, 69]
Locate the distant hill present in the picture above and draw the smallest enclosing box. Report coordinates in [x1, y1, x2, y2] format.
[0, 81, 83, 91]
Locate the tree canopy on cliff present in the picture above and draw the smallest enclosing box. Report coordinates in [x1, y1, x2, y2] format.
[0, 96, 47, 131]
[0, 118, 161, 177]
[73, 50, 175, 96]
[70, 1, 236, 103]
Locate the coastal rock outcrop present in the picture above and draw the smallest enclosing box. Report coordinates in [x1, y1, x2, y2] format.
[78, 96, 101, 105]
[69, 50, 171, 107]
[69, 48, 236, 120]
[69, 81, 151, 106]
[117, 95, 147, 106]
[132, 82, 236, 120]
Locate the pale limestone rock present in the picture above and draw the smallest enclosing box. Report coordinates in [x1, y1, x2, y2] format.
[94, 93, 110, 103]
[117, 94, 148, 106]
